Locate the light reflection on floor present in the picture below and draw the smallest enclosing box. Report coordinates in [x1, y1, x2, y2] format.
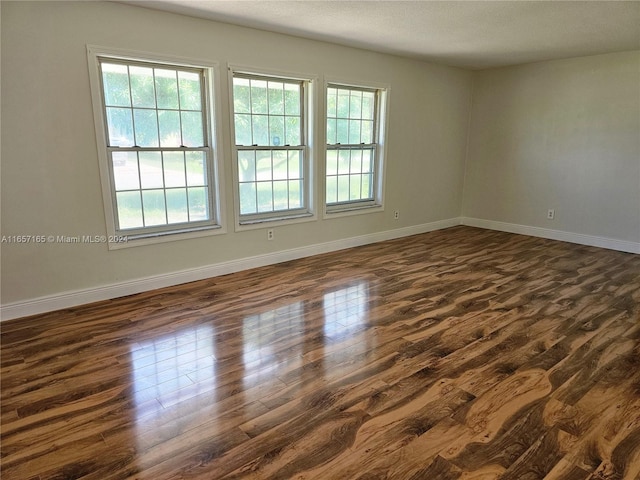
[323, 282, 369, 339]
[242, 302, 304, 388]
[128, 282, 372, 454]
[130, 324, 216, 423]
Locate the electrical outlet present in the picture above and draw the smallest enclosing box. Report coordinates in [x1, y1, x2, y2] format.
[394, 210, 400, 220]
[267, 229, 274, 241]
[547, 209, 555, 220]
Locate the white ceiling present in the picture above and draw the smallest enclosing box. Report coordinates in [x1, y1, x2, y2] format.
[123, 1, 640, 69]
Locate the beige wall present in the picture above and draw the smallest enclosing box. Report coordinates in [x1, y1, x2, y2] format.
[3, 2, 638, 312]
[0, 1, 472, 306]
[463, 51, 640, 242]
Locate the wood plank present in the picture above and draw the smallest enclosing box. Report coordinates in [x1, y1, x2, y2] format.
[2, 226, 639, 479]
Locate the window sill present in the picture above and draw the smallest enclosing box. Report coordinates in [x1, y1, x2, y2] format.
[108, 225, 225, 250]
[235, 212, 316, 232]
[324, 203, 383, 219]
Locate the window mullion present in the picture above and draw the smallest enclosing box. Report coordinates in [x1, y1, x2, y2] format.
[183, 152, 191, 222]
[158, 151, 167, 227]
[287, 148, 290, 210]
[199, 70, 208, 148]
[266, 81, 271, 147]
[299, 82, 305, 145]
[248, 79, 254, 145]
[270, 151, 275, 211]
[163, 187, 169, 225]
[359, 92, 364, 144]
[359, 149, 363, 200]
[254, 150, 259, 214]
[175, 70, 185, 147]
[153, 68, 162, 149]
[347, 149, 352, 201]
[127, 65, 138, 148]
[373, 91, 379, 144]
[135, 152, 144, 228]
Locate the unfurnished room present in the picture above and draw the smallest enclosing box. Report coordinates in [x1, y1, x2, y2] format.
[1, 1, 639, 478]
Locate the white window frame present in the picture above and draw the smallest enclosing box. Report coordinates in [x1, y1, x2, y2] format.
[87, 45, 225, 249]
[324, 79, 389, 217]
[228, 65, 316, 230]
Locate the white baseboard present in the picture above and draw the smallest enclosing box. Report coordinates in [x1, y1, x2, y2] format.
[0, 217, 461, 322]
[6, 217, 634, 322]
[462, 217, 640, 254]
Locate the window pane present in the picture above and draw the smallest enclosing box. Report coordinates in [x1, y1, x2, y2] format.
[338, 150, 350, 175]
[285, 117, 301, 145]
[155, 69, 179, 109]
[163, 152, 186, 187]
[326, 176, 337, 204]
[350, 174, 362, 200]
[106, 107, 134, 147]
[235, 114, 252, 146]
[133, 109, 159, 147]
[362, 173, 373, 198]
[289, 180, 302, 209]
[188, 186, 209, 221]
[256, 182, 273, 212]
[238, 151, 256, 182]
[349, 120, 361, 144]
[327, 118, 337, 144]
[273, 180, 288, 210]
[250, 80, 268, 114]
[239, 183, 257, 215]
[288, 150, 301, 179]
[139, 151, 164, 189]
[327, 88, 337, 117]
[158, 110, 181, 147]
[362, 92, 375, 120]
[326, 150, 338, 176]
[256, 151, 272, 181]
[186, 151, 207, 186]
[166, 188, 188, 224]
[272, 150, 288, 180]
[178, 71, 201, 111]
[268, 82, 284, 115]
[181, 111, 204, 147]
[130, 66, 155, 108]
[336, 90, 350, 117]
[112, 151, 139, 190]
[336, 119, 349, 144]
[142, 189, 167, 226]
[284, 83, 300, 115]
[350, 149, 363, 174]
[116, 191, 143, 229]
[349, 91, 362, 118]
[102, 63, 131, 107]
[337, 176, 350, 202]
[233, 78, 251, 113]
[362, 149, 373, 173]
[269, 116, 285, 147]
[252, 115, 269, 146]
[361, 120, 374, 144]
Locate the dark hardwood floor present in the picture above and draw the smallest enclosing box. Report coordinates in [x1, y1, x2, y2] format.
[1, 226, 639, 480]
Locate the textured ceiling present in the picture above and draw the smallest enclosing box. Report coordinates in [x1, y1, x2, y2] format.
[122, 1, 640, 69]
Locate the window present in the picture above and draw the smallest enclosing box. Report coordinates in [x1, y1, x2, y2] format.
[326, 84, 386, 212]
[231, 71, 311, 224]
[88, 47, 221, 245]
